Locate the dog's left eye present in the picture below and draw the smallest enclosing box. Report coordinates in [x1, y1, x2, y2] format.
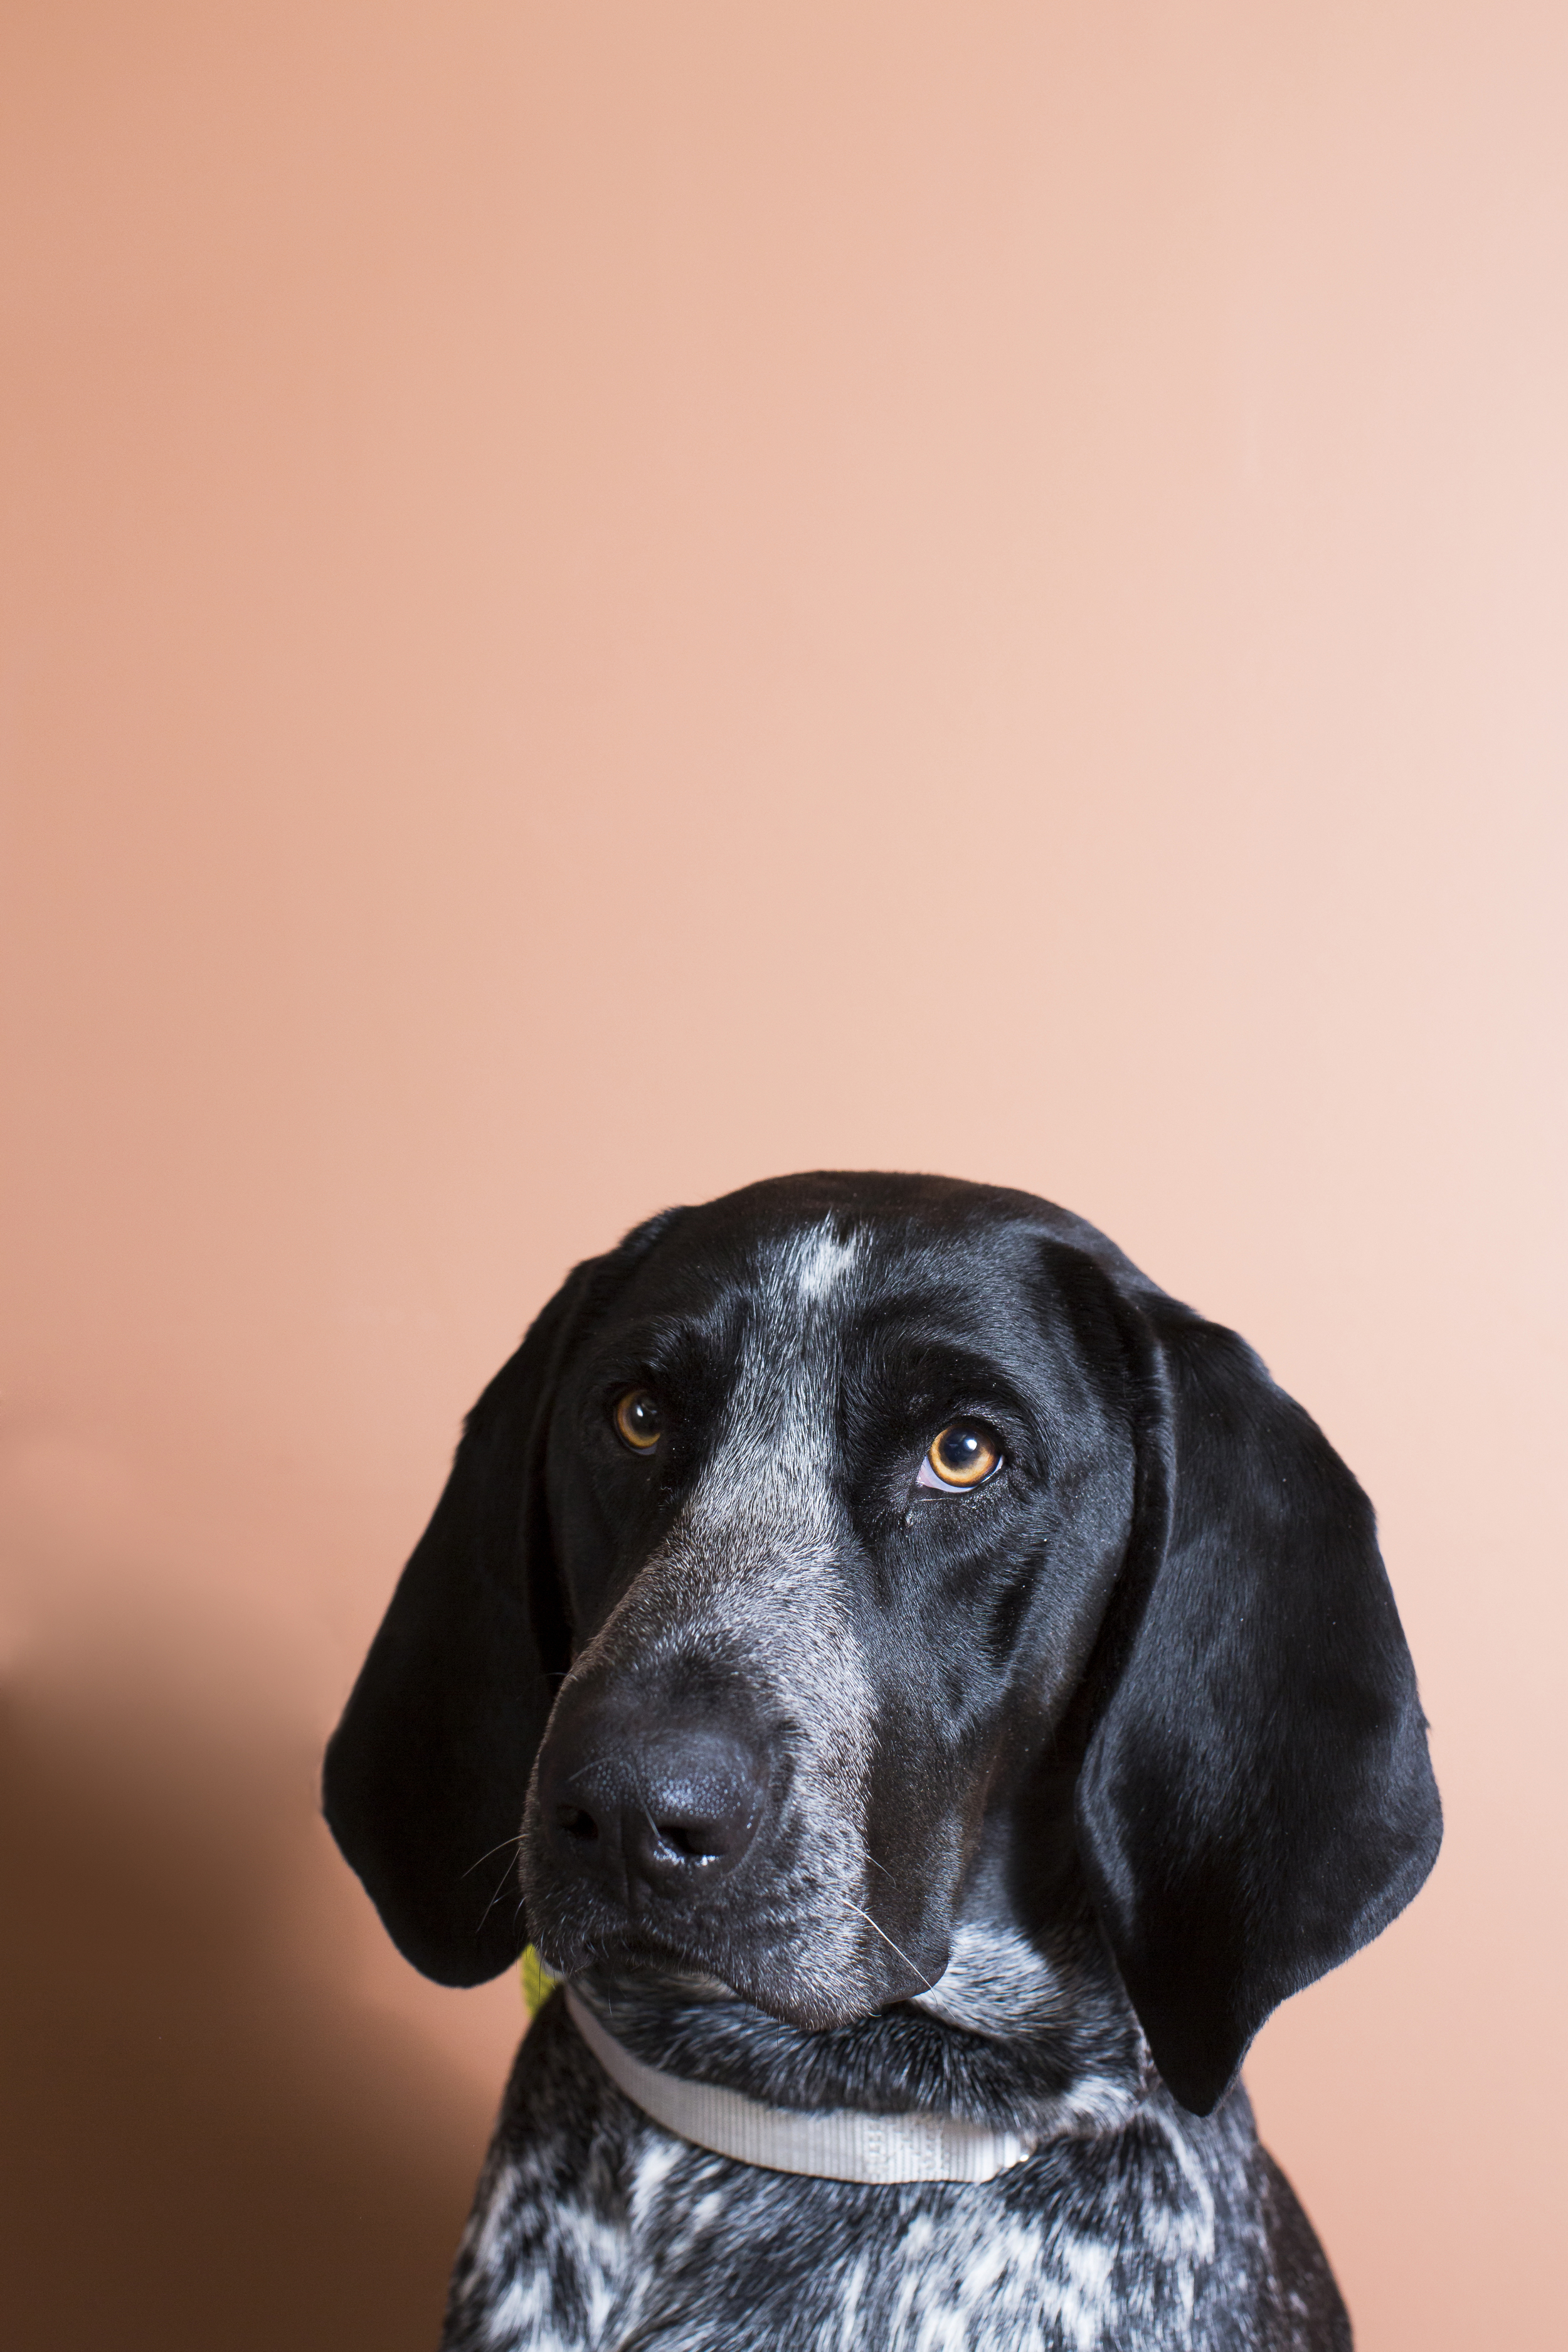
[612, 1388, 663, 1453]
[916, 1421, 1002, 1490]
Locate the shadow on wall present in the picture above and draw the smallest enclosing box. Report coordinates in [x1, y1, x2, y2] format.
[0, 1690, 485, 2352]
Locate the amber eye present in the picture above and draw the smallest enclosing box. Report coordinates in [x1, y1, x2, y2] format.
[612, 1387, 663, 1453]
[918, 1421, 1002, 1490]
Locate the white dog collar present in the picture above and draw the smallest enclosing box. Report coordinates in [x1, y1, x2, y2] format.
[564, 1988, 1035, 2186]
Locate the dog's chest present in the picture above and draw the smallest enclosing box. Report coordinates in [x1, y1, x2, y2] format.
[442, 2017, 1268, 2352]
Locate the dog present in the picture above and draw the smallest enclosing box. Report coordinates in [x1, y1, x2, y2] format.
[324, 1172, 1440, 2349]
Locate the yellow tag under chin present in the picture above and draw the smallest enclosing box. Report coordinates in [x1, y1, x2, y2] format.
[520, 1945, 559, 2019]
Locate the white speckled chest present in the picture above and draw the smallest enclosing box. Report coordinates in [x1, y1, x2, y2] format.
[440, 2002, 1304, 2352]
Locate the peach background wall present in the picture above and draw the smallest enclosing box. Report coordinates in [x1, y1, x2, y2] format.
[3, 4, 1564, 2346]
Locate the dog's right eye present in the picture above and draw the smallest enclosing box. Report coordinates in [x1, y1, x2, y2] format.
[612, 1387, 663, 1453]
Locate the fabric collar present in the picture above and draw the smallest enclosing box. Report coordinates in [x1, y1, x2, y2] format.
[564, 1986, 1035, 2186]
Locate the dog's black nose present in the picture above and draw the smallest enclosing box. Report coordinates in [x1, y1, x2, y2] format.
[541, 1724, 768, 1899]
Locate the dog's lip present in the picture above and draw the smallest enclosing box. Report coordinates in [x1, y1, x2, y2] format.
[581, 1954, 738, 2000]
[541, 1924, 921, 2035]
[534, 1923, 740, 1991]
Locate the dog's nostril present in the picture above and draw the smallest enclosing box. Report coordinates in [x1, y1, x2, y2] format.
[655, 1820, 722, 1860]
[554, 1804, 600, 1842]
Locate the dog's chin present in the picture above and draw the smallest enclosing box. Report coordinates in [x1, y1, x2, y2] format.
[532, 1919, 928, 2034]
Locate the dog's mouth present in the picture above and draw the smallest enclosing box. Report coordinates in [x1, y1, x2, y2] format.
[527, 1905, 729, 1989]
[530, 1907, 935, 2033]
[567, 1941, 739, 2005]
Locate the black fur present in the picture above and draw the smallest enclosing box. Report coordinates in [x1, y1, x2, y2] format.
[324, 1173, 1438, 2348]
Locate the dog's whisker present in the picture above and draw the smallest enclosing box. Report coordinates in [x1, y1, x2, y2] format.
[842, 1899, 936, 1994]
[477, 1851, 524, 1931]
[462, 1832, 527, 1878]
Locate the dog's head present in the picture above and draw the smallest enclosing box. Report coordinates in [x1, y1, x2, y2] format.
[323, 1173, 1440, 2115]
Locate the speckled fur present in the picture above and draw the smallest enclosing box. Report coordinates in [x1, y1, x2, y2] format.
[445, 1216, 1352, 2349]
[520, 1225, 890, 2025]
[442, 1988, 1345, 2352]
[325, 1182, 1431, 2349]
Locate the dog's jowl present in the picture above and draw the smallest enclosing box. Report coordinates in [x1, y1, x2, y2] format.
[324, 1173, 1439, 2351]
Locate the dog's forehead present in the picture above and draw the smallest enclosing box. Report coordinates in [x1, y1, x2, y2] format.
[607, 1194, 1064, 1370]
[768, 1217, 863, 1303]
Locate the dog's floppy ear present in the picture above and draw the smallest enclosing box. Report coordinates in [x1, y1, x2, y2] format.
[322, 1216, 682, 1986]
[1073, 1281, 1441, 2116]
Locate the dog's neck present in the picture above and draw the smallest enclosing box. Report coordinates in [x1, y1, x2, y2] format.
[569, 1858, 1152, 2144]
[563, 1985, 1042, 2182]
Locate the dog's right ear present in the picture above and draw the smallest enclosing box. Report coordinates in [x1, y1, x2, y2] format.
[322, 1214, 682, 1986]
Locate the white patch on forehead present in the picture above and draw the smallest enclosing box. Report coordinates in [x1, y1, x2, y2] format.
[687, 1219, 864, 1525]
[788, 1221, 861, 1303]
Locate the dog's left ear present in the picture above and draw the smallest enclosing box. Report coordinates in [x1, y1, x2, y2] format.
[1073, 1281, 1442, 2117]
[322, 1213, 683, 1986]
